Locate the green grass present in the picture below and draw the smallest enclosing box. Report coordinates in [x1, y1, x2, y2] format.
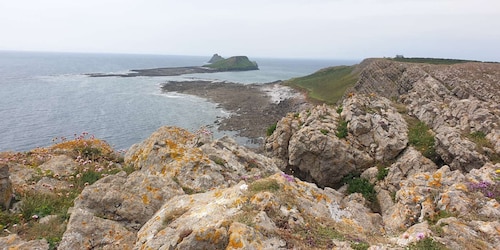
[204, 56, 258, 71]
[408, 120, 437, 161]
[248, 179, 280, 193]
[267, 123, 277, 136]
[407, 237, 449, 250]
[284, 65, 358, 104]
[391, 57, 479, 65]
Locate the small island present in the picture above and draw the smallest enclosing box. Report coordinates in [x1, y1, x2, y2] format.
[89, 54, 258, 77]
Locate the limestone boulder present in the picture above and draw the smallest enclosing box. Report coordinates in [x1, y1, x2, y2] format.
[136, 173, 384, 249]
[0, 234, 49, 250]
[59, 208, 135, 250]
[38, 154, 77, 177]
[434, 127, 488, 172]
[266, 95, 408, 187]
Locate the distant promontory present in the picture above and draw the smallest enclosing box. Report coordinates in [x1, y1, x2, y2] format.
[88, 54, 259, 77]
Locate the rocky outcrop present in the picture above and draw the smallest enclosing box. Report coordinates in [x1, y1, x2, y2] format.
[266, 94, 408, 187]
[350, 58, 500, 172]
[59, 126, 280, 249]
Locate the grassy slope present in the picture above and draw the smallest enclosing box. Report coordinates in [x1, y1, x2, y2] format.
[284, 65, 358, 104]
[204, 56, 258, 71]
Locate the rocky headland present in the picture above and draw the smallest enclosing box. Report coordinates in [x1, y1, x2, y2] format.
[1, 58, 499, 249]
[89, 55, 258, 77]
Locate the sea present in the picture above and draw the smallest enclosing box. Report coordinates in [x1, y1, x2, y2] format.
[0, 51, 357, 152]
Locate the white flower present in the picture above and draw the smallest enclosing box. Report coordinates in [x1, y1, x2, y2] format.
[239, 184, 248, 191]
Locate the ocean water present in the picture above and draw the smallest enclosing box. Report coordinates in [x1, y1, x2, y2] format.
[0, 51, 357, 152]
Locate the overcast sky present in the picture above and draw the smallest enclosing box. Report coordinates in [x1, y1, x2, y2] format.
[1, 0, 499, 61]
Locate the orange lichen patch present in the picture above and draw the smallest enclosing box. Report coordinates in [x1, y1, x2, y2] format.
[195, 228, 225, 244]
[424, 174, 430, 180]
[454, 183, 468, 191]
[142, 194, 150, 205]
[214, 190, 223, 198]
[231, 197, 248, 208]
[412, 195, 423, 203]
[429, 172, 442, 187]
[342, 218, 363, 233]
[314, 193, 331, 203]
[52, 138, 114, 156]
[228, 234, 244, 248]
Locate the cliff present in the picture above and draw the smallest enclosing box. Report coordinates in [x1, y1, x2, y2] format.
[1, 59, 499, 249]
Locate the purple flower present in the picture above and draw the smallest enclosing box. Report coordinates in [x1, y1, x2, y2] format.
[281, 173, 295, 182]
[416, 232, 425, 240]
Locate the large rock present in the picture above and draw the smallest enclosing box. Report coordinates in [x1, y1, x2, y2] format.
[434, 127, 488, 171]
[60, 126, 280, 249]
[136, 173, 384, 249]
[266, 94, 408, 187]
[379, 162, 500, 249]
[0, 234, 49, 250]
[38, 154, 77, 177]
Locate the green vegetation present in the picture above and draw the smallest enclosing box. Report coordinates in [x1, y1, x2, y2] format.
[408, 120, 437, 161]
[467, 131, 500, 163]
[391, 57, 479, 65]
[320, 129, 329, 135]
[351, 241, 370, 250]
[248, 179, 280, 193]
[426, 210, 455, 225]
[284, 65, 358, 104]
[336, 119, 349, 139]
[267, 123, 277, 136]
[407, 238, 449, 250]
[377, 166, 389, 181]
[204, 56, 258, 71]
[343, 175, 376, 202]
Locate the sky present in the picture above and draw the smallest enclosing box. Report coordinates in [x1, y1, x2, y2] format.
[1, 0, 499, 61]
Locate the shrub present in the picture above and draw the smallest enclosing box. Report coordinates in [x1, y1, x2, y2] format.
[267, 123, 277, 136]
[377, 166, 389, 181]
[336, 119, 348, 139]
[336, 106, 343, 114]
[344, 176, 376, 202]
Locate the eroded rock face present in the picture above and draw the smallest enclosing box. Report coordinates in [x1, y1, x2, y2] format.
[266, 95, 408, 187]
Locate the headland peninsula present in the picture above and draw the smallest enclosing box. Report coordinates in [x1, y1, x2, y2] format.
[88, 54, 258, 77]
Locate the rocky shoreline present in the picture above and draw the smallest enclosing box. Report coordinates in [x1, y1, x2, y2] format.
[161, 80, 311, 145]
